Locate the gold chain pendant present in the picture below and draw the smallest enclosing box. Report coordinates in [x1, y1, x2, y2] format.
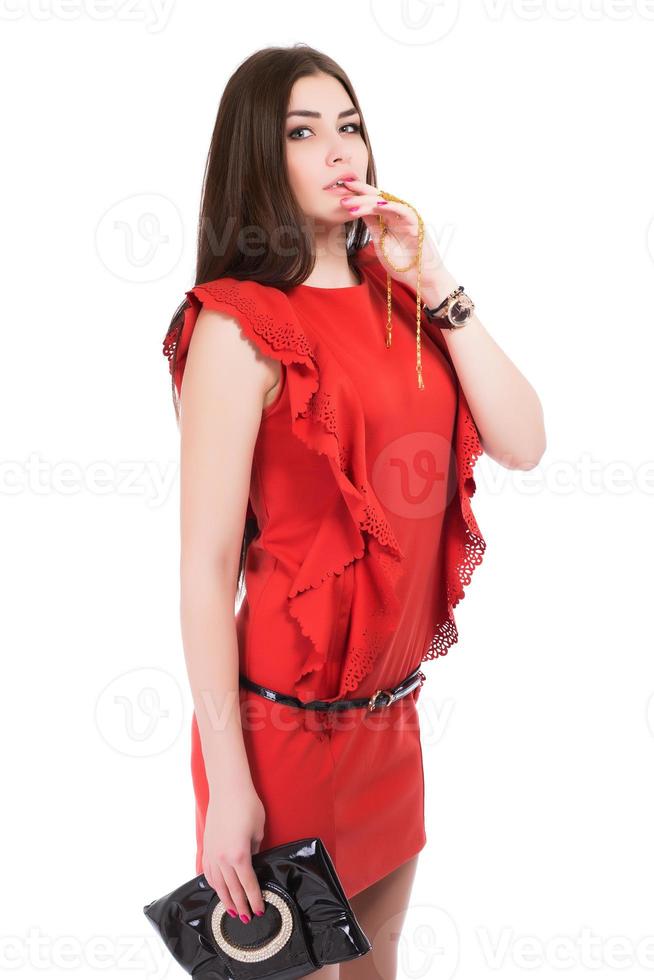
[377, 190, 426, 389]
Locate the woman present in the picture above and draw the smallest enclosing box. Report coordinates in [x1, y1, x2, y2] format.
[163, 44, 546, 978]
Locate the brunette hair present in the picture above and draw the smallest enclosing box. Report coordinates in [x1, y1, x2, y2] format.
[165, 44, 378, 602]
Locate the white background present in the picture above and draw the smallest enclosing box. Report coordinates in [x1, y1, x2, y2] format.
[2, 2, 654, 978]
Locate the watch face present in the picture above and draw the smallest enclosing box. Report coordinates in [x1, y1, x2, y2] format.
[449, 295, 474, 325]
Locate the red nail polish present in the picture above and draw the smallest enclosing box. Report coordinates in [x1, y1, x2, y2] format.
[240, 913, 250, 923]
[255, 909, 265, 916]
[377, 200, 388, 206]
[227, 908, 237, 917]
[349, 206, 359, 212]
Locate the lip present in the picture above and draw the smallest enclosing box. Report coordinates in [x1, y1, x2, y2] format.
[323, 174, 357, 190]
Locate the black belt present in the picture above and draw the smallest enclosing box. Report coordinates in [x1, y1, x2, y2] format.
[238, 665, 426, 713]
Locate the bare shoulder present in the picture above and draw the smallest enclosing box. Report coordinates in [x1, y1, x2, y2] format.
[190, 306, 281, 408]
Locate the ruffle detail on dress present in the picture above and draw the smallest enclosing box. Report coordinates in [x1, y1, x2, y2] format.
[288, 478, 405, 702]
[421, 381, 487, 660]
[361, 250, 487, 668]
[409, 311, 486, 664]
[162, 274, 406, 703]
[281, 315, 406, 702]
[163, 280, 319, 417]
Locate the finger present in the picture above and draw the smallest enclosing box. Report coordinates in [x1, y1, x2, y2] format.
[340, 182, 416, 219]
[347, 202, 420, 249]
[350, 199, 415, 225]
[340, 194, 417, 227]
[339, 179, 395, 205]
[340, 177, 379, 196]
[203, 862, 238, 920]
[221, 860, 254, 922]
[235, 853, 266, 918]
[340, 194, 391, 214]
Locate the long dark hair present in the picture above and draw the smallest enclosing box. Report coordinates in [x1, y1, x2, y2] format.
[165, 43, 378, 603]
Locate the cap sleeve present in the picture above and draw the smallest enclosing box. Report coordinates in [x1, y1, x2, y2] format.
[163, 277, 317, 407]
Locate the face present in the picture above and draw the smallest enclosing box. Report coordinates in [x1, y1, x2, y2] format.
[284, 72, 369, 233]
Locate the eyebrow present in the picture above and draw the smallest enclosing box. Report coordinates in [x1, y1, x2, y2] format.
[286, 108, 360, 120]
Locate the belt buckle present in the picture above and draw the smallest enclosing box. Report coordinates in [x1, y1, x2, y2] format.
[368, 688, 395, 712]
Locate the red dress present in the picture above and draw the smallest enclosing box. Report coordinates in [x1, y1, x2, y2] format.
[163, 241, 486, 899]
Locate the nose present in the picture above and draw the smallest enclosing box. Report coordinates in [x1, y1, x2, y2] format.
[330, 154, 350, 166]
[328, 136, 351, 167]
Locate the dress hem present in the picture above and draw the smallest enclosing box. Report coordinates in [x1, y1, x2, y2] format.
[344, 834, 428, 901]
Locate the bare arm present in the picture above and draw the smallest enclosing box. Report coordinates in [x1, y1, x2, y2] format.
[421, 271, 546, 470]
[178, 304, 280, 920]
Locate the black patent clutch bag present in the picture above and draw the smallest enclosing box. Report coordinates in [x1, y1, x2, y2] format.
[142, 836, 372, 979]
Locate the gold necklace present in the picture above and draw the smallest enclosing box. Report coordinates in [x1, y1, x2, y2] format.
[377, 190, 426, 389]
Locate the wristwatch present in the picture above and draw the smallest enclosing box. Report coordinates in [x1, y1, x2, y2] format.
[423, 286, 475, 329]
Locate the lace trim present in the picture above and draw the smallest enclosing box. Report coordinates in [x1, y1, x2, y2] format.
[163, 282, 318, 390]
[422, 400, 486, 662]
[341, 625, 385, 696]
[162, 324, 178, 362]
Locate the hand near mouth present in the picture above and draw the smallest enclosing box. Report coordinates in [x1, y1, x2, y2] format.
[338, 178, 446, 295]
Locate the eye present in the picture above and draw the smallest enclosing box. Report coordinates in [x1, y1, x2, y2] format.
[287, 122, 362, 140]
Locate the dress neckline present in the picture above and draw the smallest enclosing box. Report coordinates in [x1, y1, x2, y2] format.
[294, 260, 367, 292]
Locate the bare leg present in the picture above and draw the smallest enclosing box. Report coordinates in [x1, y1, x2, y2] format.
[313, 966, 339, 978]
[339, 852, 420, 980]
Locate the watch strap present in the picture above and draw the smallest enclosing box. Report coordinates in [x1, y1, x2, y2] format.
[423, 286, 474, 328]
